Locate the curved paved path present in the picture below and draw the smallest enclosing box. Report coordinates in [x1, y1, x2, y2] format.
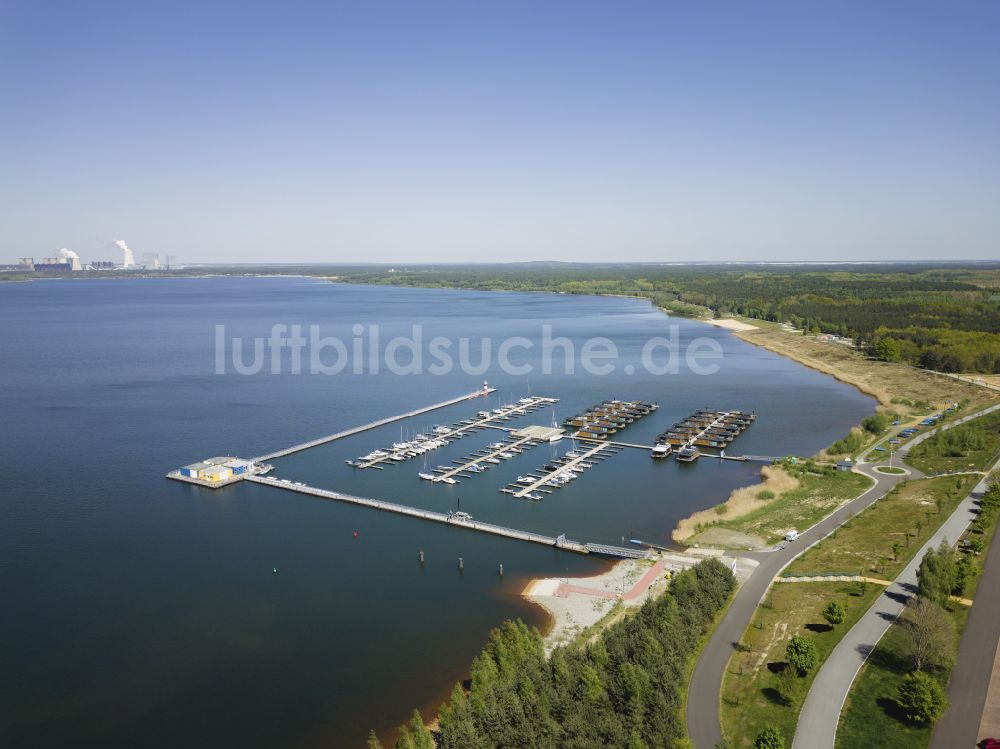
[791, 468, 993, 749]
[687, 403, 1000, 749]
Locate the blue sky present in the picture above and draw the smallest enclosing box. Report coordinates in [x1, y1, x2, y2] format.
[2, 0, 998, 263]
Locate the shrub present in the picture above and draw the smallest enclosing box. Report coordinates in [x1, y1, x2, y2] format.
[966, 536, 985, 555]
[753, 726, 784, 749]
[757, 490, 775, 500]
[896, 670, 947, 725]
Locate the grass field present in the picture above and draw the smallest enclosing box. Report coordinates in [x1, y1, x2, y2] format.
[905, 409, 1000, 474]
[721, 580, 881, 749]
[784, 475, 979, 580]
[684, 467, 873, 548]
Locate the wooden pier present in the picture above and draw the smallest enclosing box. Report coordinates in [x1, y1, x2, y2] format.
[245, 475, 647, 557]
[254, 387, 498, 462]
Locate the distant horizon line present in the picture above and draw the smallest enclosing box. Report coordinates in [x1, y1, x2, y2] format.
[181, 259, 1000, 267]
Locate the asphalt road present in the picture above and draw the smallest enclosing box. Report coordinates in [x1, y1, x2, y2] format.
[686, 403, 1000, 749]
[931, 481, 1000, 749]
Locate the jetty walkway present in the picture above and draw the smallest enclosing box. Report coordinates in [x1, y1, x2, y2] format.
[255, 386, 497, 462]
[245, 475, 644, 558]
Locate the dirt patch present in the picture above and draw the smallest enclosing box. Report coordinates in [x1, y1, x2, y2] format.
[685, 526, 768, 550]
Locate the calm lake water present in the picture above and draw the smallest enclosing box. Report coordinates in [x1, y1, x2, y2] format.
[0, 278, 875, 748]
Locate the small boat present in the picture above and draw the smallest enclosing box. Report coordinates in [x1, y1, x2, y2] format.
[418, 472, 436, 480]
[468, 464, 484, 473]
[485, 457, 501, 465]
[437, 476, 457, 485]
[448, 511, 473, 521]
[516, 476, 534, 484]
[524, 492, 543, 501]
[651, 443, 672, 459]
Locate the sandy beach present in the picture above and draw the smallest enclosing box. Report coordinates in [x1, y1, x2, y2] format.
[707, 318, 760, 332]
[523, 551, 758, 651]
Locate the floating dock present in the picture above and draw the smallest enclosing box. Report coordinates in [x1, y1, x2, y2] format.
[507, 442, 615, 498]
[432, 435, 538, 482]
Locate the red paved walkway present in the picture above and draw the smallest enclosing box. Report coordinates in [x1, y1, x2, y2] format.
[555, 560, 669, 600]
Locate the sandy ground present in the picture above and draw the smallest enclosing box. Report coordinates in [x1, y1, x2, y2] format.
[684, 526, 769, 550]
[523, 552, 758, 651]
[707, 318, 760, 331]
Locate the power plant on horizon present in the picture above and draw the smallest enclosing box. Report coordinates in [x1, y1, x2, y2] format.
[0, 239, 179, 274]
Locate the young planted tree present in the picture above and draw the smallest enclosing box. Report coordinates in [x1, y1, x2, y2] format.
[896, 671, 948, 725]
[367, 730, 384, 749]
[917, 540, 958, 606]
[785, 636, 818, 676]
[822, 601, 846, 626]
[891, 542, 902, 562]
[897, 597, 956, 671]
[954, 555, 978, 595]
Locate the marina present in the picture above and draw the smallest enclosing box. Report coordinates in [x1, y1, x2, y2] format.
[168, 386, 763, 555]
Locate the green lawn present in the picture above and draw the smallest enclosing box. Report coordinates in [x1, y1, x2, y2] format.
[785, 475, 979, 580]
[721, 581, 881, 749]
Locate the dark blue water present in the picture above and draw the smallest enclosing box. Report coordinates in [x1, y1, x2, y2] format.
[0, 278, 875, 748]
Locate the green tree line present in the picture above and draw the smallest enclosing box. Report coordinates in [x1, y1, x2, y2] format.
[371, 558, 736, 749]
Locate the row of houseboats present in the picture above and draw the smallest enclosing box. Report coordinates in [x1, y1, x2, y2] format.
[563, 399, 659, 440]
[652, 409, 756, 462]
